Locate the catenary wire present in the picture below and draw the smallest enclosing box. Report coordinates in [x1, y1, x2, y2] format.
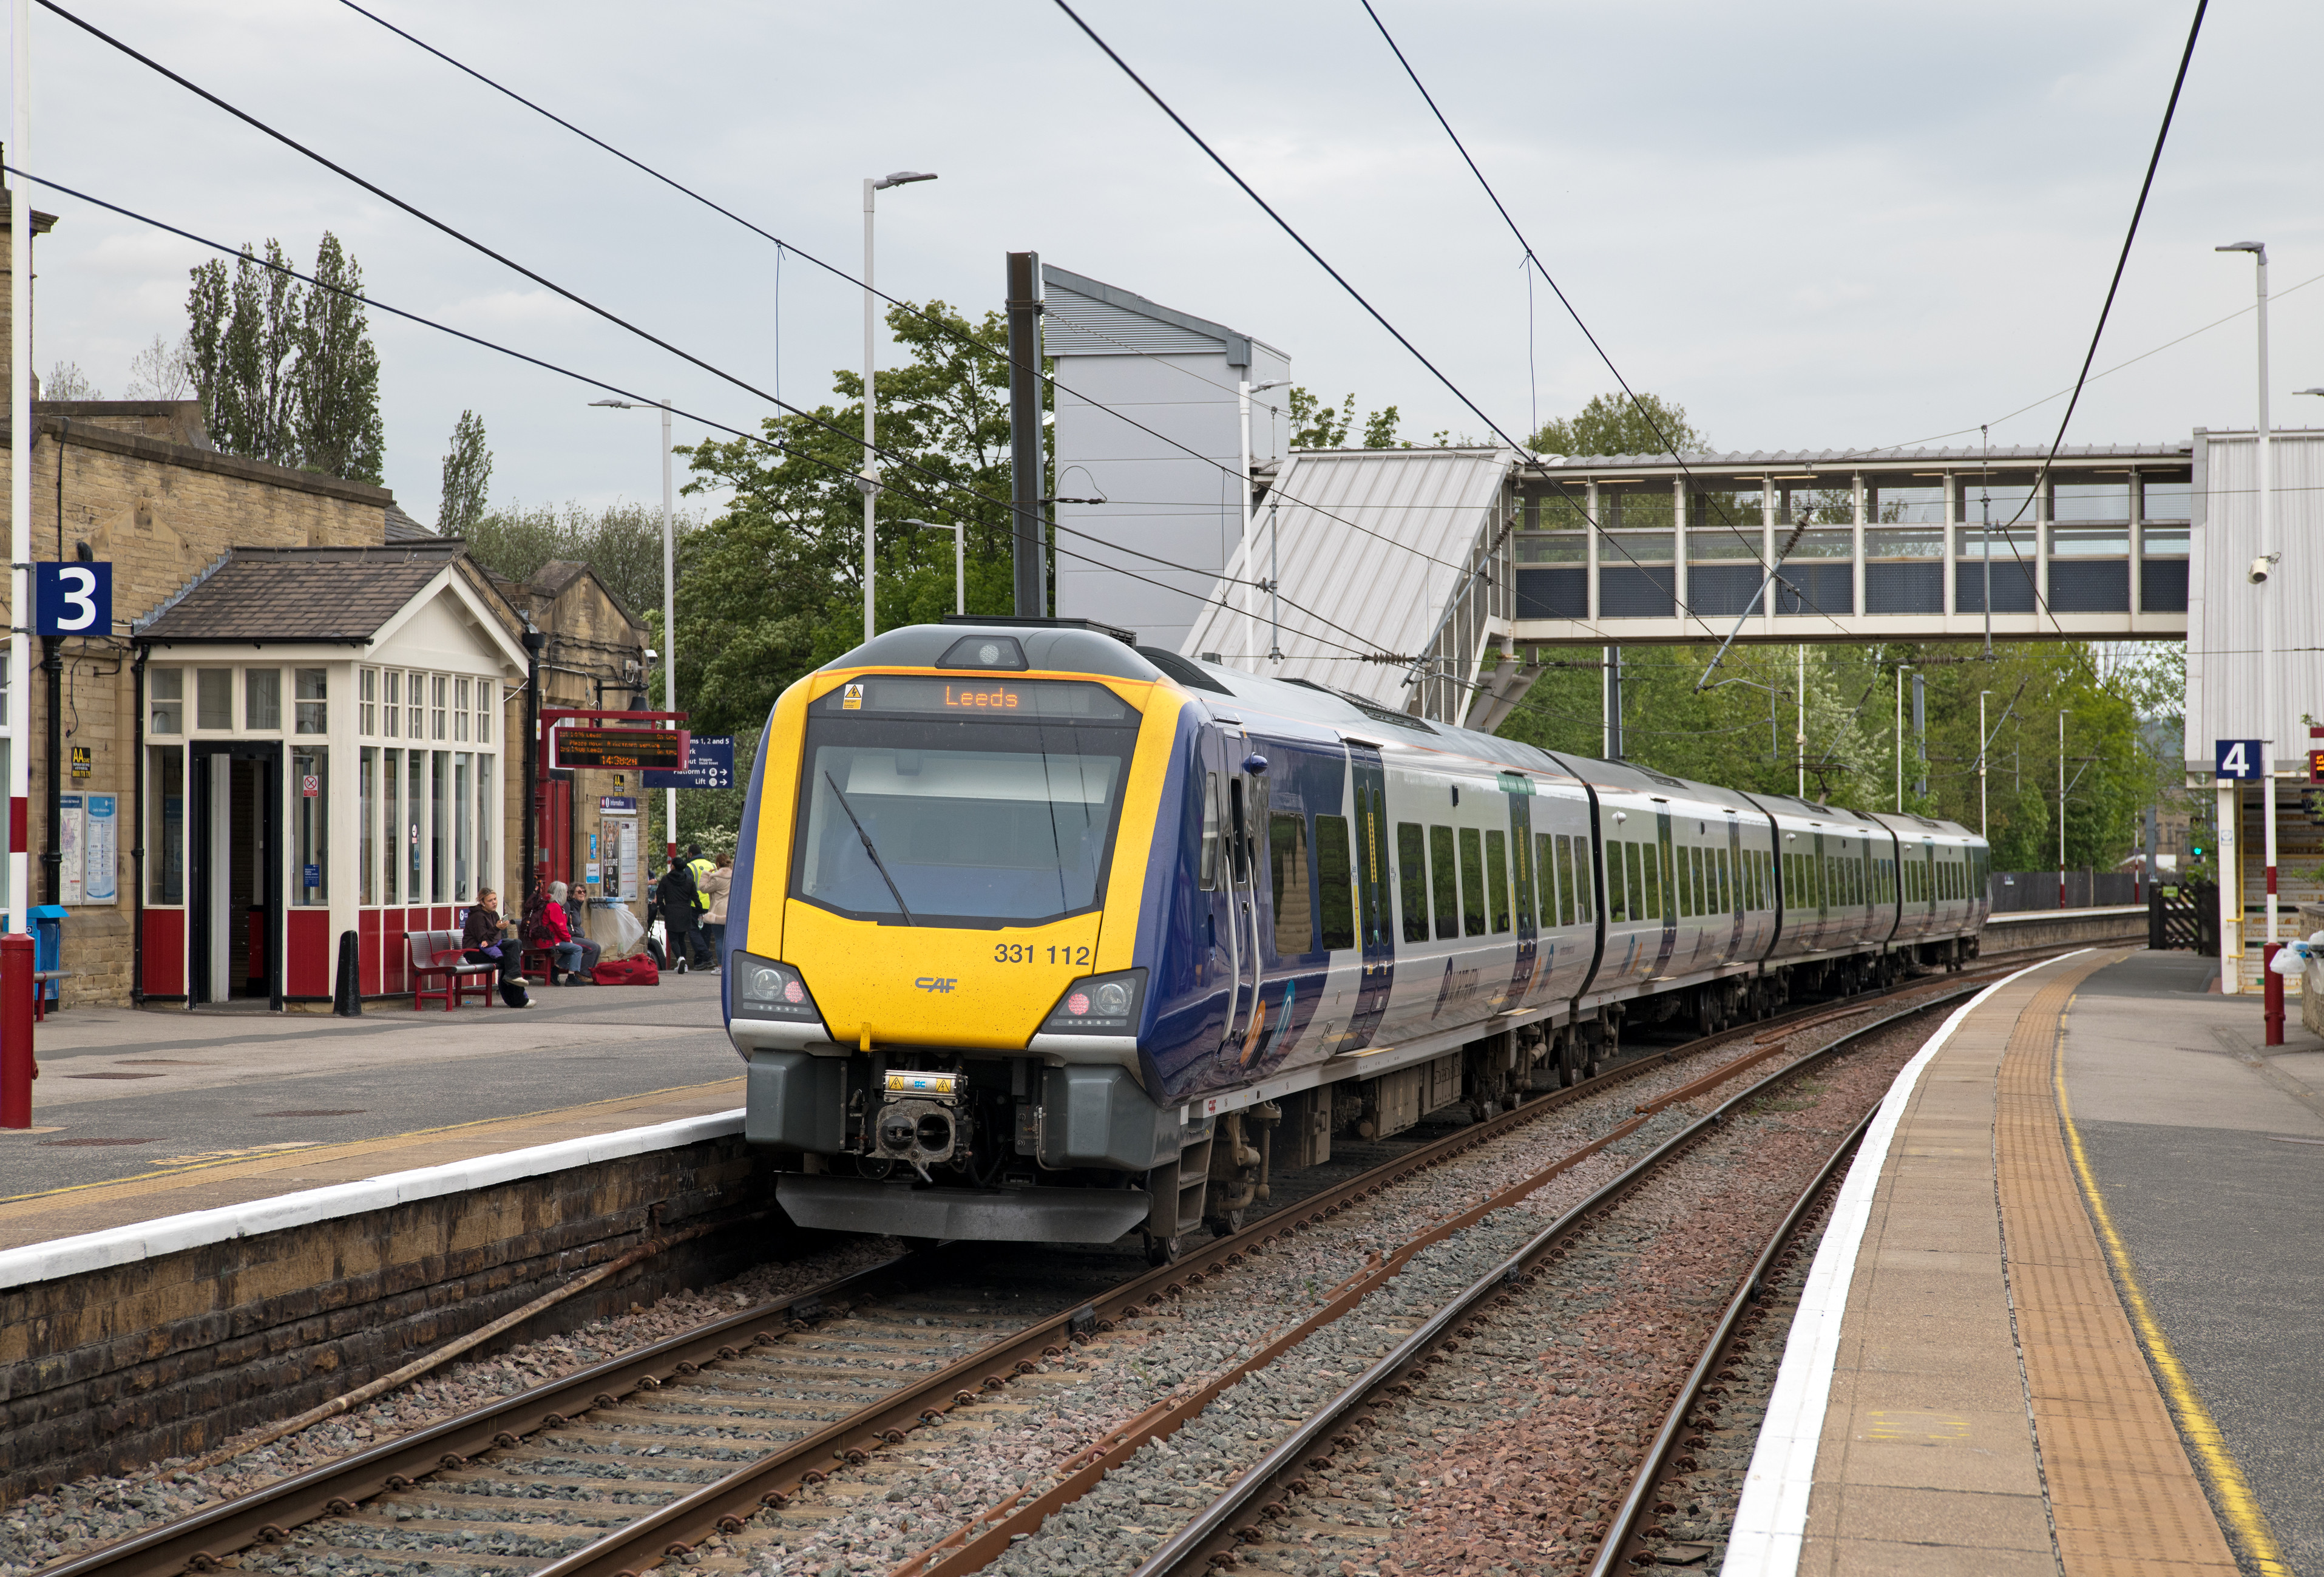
[327, 0, 1502, 589]
[1045, 0, 1726, 647]
[13, 168, 1406, 670]
[19, 13, 1417, 660]
[1355, 0, 1837, 636]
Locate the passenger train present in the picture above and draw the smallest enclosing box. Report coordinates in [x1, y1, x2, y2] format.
[723, 621, 1990, 1259]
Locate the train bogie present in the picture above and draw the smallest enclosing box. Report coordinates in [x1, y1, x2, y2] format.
[727, 624, 1990, 1248]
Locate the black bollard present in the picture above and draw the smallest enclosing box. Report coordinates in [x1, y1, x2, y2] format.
[333, 929, 363, 1016]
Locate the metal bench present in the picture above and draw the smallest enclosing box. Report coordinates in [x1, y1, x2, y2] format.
[407, 929, 496, 1011]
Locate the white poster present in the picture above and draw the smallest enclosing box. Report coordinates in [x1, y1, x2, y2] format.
[83, 795, 118, 904]
[58, 795, 83, 905]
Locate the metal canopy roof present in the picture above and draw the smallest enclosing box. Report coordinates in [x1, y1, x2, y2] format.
[1531, 443, 2194, 472]
[1178, 446, 1511, 714]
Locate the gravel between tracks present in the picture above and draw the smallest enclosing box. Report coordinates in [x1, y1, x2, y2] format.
[733, 990, 1959, 1577]
[0, 1236, 904, 1577]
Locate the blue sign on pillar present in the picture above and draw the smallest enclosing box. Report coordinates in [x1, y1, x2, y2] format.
[34, 562, 111, 636]
[2215, 739, 2263, 779]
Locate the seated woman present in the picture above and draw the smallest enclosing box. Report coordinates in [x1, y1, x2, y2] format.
[543, 881, 603, 985]
[461, 889, 535, 1008]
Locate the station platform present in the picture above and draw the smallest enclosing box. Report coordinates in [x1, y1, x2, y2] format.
[1727, 946, 2321, 1576]
[0, 968, 744, 1256]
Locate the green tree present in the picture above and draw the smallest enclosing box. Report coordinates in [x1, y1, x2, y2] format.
[462, 500, 683, 619]
[294, 234, 384, 484]
[438, 410, 492, 535]
[185, 234, 383, 481]
[1529, 391, 1702, 458]
[673, 297, 1034, 734]
[1286, 387, 1411, 450]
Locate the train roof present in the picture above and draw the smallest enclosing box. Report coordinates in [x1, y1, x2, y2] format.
[819, 623, 1982, 848]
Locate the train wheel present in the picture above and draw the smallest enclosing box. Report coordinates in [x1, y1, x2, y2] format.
[1205, 1208, 1246, 1238]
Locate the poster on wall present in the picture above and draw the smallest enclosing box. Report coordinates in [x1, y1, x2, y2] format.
[59, 795, 83, 904]
[83, 796, 118, 904]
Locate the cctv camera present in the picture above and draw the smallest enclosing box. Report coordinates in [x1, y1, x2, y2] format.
[2250, 556, 2273, 585]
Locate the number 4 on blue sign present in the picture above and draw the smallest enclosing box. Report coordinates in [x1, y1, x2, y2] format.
[33, 562, 111, 636]
[2215, 739, 2263, 779]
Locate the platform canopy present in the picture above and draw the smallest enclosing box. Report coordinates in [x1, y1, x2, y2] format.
[1178, 446, 1519, 727]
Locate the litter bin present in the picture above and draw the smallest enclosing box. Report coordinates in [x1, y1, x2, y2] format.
[27, 904, 65, 1007]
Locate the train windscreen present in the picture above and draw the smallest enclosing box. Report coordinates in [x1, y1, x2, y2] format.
[791, 678, 1142, 927]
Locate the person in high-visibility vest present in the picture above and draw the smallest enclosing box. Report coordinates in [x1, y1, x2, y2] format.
[683, 844, 717, 969]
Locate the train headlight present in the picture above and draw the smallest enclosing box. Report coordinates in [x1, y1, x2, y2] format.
[1040, 968, 1145, 1035]
[733, 954, 822, 1022]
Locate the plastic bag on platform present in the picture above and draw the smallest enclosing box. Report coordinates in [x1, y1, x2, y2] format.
[2271, 943, 2309, 976]
[595, 900, 647, 960]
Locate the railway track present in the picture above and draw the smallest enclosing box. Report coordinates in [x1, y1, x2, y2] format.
[36, 955, 2056, 1577]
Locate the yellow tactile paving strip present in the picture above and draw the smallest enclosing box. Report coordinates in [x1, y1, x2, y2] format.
[1803, 951, 2252, 1577]
[0, 1077, 745, 1251]
[1994, 969, 2238, 1576]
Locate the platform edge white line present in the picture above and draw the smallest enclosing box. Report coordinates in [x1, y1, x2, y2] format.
[0, 1108, 747, 1290]
[1718, 951, 2091, 1577]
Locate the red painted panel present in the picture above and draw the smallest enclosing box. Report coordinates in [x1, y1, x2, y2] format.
[141, 909, 186, 997]
[381, 907, 408, 995]
[433, 906, 452, 931]
[286, 910, 331, 998]
[359, 909, 382, 997]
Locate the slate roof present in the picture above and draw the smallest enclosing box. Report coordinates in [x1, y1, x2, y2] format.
[137, 543, 466, 644]
[385, 504, 438, 541]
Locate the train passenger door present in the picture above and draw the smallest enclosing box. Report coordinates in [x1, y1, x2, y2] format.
[1652, 809, 1678, 976]
[1222, 736, 1265, 1059]
[1346, 743, 1393, 1048]
[1502, 774, 1537, 1006]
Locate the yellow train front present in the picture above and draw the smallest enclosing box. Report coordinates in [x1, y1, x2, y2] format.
[723, 621, 1205, 1250]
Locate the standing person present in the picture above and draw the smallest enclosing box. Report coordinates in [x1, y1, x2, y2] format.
[462, 889, 535, 1008]
[543, 880, 601, 985]
[656, 860, 702, 975]
[685, 843, 717, 969]
[701, 854, 733, 968]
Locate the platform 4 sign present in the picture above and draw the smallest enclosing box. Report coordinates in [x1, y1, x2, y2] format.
[552, 726, 689, 772]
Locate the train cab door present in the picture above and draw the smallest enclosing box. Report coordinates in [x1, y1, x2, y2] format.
[1211, 729, 1265, 1061]
[1346, 742, 1394, 1046]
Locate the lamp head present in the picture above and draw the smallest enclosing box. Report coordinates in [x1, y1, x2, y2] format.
[2217, 240, 2267, 262]
[590, 398, 633, 409]
[873, 170, 938, 189]
[2297, 388, 2324, 397]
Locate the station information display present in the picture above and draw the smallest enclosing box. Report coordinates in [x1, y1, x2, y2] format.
[551, 727, 690, 772]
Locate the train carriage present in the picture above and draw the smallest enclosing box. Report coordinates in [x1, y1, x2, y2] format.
[727, 622, 1987, 1256]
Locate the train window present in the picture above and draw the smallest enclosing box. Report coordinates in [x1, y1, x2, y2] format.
[1534, 833, 1554, 926]
[1641, 841, 1663, 922]
[1676, 847, 1695, 919]
[1691, 847, 1707, 916]
[1459, 829, 1486, 937]
[1315, 815, 1356, 951]
[1429, 826, 1459, 940]
[1716, 847, 1732, 913]
[1605, 838, 1627, 921]
[1486, 830, 1511, 933]
[1269, 814, 1313, 954]
[1398, 823, 1429, 943]
[1198, 772, 1222, 890]
[1567, 836, 1589, 922]
[1511, 828, 1533, 929]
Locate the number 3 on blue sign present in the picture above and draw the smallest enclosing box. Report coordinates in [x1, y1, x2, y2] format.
[34, 561, 110, 636]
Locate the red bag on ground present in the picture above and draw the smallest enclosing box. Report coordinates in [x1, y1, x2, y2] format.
[592, 954, 660, 986]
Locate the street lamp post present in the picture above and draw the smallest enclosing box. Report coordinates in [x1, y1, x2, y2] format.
[2058, 710, 2067, 909]
[591, 397, 678, 861]
[1978, 691, 1994, 838]
[862, 171, 938, 646]
[2220, 242, 2278, 1028]
[898, 518, 965, 616]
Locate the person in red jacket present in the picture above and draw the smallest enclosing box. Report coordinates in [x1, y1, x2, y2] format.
[542, 880, 602, 985]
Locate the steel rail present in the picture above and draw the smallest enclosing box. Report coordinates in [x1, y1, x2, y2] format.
[1585, 1108, 1875, 1577]
[1120, 984, 1980, 1577]
[40, 961, 2047, 1577]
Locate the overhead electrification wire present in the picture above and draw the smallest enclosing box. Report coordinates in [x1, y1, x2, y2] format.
[1355, 0, 1853, 646]
[325, 0, 1489, 589]
[1045, 0, 1719, 652]
[14, 168, 1404, 669]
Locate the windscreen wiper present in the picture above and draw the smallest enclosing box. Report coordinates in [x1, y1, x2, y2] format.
[824, 771, 915, 924]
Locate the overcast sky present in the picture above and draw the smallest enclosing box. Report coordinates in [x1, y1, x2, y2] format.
[14, 0, 2319, 524]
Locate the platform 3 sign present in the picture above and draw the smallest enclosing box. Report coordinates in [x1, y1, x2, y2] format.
[2215, 739, 2263, 779]
[34, 562, 110, 636]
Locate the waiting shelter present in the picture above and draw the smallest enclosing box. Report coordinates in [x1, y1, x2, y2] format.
[132, 543, 526, 1007]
